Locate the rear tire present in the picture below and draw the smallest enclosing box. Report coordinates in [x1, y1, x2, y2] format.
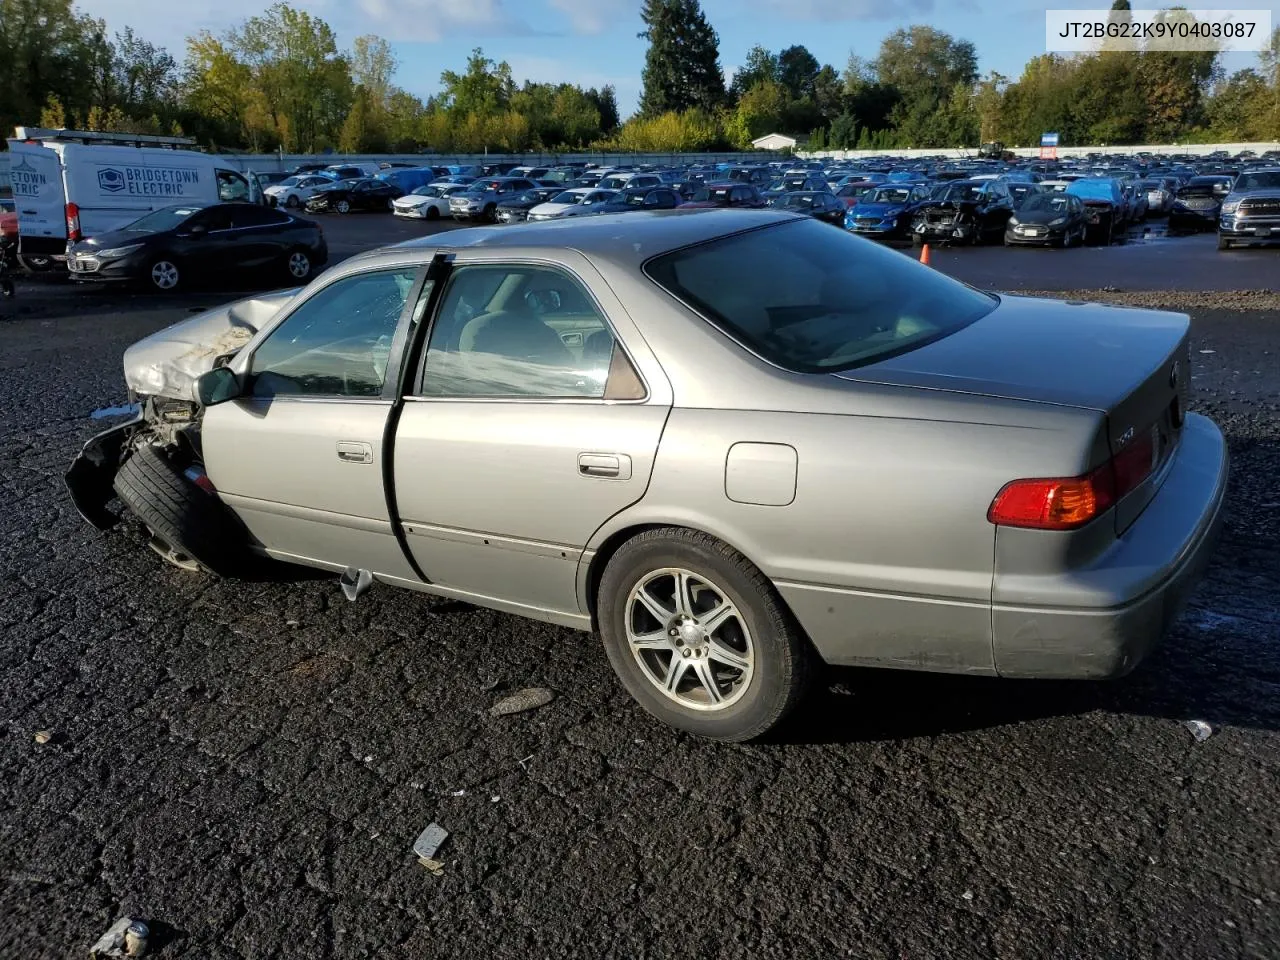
[336, 199, 351, 214]
[18, 254, 53, 273]
[285, 248, 312, 281]
[112, 444, 246, 576]
[597, 528, 813, 741]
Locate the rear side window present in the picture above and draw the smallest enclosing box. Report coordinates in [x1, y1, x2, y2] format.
[644, 219, 996, 374]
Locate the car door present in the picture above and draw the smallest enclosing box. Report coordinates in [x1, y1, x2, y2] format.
[221, 205, 288, 269]
[201, 266, 425, 578]
[391, 255, 672, 620]
[177, 206, 236, 277]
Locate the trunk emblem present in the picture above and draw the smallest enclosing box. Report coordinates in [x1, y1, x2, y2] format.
[1117, 426, 1135, 447]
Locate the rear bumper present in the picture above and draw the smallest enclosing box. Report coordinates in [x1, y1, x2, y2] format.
[991, 413, 1228, 679]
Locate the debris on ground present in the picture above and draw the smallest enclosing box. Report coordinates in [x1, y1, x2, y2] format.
[489, 687, 554, 717]
[448, 789, 466, 797]
[418, 857, 445, 876]
[412, 823, 448, 866]
[479, 677, 503, 692]
[1185, 720, 1213, 742]
[89, 917, 149, 957]
[33, 730, 54, 744]
[961, 890, 974, 901]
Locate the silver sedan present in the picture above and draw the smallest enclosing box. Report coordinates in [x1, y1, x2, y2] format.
[68, 210, 1227, 740]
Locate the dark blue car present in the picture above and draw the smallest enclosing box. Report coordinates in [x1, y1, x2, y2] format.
[844, 184, 932, 242]
[592, 186, 683, 215]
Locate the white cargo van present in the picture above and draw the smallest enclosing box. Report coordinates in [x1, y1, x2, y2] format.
[6, 127, 262, 268]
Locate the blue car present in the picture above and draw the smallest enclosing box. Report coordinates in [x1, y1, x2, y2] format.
[1065, 178, 1127, 244]
[844, 184, 933, 242]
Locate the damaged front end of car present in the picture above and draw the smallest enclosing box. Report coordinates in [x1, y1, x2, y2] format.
[64, 289, 297, 531]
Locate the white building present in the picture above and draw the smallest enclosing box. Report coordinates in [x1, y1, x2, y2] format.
[750, 132, 809, 151]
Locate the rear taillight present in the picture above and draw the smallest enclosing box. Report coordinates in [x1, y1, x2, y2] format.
[989, 427, 1157, 531]
[66, 202, 81, 241]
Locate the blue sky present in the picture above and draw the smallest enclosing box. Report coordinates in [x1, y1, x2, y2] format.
[81, 0, 1277, 116]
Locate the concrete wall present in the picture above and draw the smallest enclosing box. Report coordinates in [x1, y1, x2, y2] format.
[801, 142, 1280, 161]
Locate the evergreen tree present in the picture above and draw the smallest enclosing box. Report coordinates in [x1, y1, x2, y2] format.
[638, 0, 726, 116]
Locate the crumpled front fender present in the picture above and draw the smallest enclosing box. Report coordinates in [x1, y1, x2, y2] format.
[64, 416, 141, 530]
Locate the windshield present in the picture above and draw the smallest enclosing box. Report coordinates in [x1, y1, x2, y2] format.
[412, 185, 441, 197]
[837, 183, 874, 198]
[691, 186, 731, 203]
[1233, 171, 1280, 192]
[940, 185, 984, 202]
[780, 194, 821, 209]
[123, 206, 204, 232]
[646, 219, 995, 374]
[599, 176, 628, 190]
[868, 187, 912, 204]
[550, 191, 586, 204]
[1019, 194, 1071, 215]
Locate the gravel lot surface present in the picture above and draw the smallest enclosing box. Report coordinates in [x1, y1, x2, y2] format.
[1, 227, 1277, 959]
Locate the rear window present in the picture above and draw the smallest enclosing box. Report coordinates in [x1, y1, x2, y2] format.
[644, 219, 996, 374]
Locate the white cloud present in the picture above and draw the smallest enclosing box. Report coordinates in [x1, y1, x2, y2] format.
[357, 0, 538, 42]
[546, 0, 638, 35]
[745, 0, 936, 19]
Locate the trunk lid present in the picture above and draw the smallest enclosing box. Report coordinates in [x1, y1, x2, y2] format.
[836, 295, 1190, 531]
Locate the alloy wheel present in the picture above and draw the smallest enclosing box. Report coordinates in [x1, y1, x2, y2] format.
[150, 260, 179, 290]
[288, 251, 311, 278]
[625, 567, 754, 711]
[336, 200, 351, 214]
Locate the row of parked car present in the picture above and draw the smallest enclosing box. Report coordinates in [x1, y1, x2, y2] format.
[271, 153, 1279, 252]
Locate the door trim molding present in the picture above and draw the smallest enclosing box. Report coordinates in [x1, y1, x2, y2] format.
[219, 492, 392, 534]
[401, 520, 581, 563]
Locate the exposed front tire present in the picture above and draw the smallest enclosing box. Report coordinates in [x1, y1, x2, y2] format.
[18, 254, 53, 273]
[335, 199, 351, 214]
[112, 444, 246, 575]
[425, 206, 440, 220]
[286, 194, 301, 209]
[597, 528, 813, 741]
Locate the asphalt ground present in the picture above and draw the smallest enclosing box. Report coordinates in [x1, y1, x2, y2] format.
[0, 215, 1278, 959]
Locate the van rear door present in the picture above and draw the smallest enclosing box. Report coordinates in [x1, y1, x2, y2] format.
[5, 140, 68, 249]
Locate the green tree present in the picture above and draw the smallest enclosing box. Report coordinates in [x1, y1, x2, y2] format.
[586, 85, 620, 132]
[828, 112, 858, 149]
[112, 27, 178, 120]
[777, 45, 819, 100]
[39, 94, 67, 128]
[811, 65, 844, 123]
[973, 71, 1007, 142]
[351, 35, 396, 108]
[439, 48, 513, 116]
[730, 45, 778, 99]
[724, 78, 787, 147]
[638, 0, 726, 115]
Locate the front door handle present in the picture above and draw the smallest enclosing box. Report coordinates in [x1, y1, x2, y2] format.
[578, 453, 632, 480]
[336, 441, 373, 464]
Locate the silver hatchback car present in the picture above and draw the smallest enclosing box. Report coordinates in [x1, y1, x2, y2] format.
[68, 211, 1227, 740]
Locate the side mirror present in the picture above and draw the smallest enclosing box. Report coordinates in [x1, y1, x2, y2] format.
[195, 366, 243, 406]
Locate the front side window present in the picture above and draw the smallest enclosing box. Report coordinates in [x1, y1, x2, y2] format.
[249, 268, 418, 398]
[645, 218, 996, 374]
[420, 265, 621, 399]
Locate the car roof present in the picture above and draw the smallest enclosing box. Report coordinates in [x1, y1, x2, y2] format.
[362, 209, 804, 269]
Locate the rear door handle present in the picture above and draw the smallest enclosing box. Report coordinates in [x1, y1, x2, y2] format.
[578, 453, 632, 480]
[336, 441, 373, 464]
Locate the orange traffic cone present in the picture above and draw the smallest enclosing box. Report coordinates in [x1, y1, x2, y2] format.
[919, 243, 931, 265]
